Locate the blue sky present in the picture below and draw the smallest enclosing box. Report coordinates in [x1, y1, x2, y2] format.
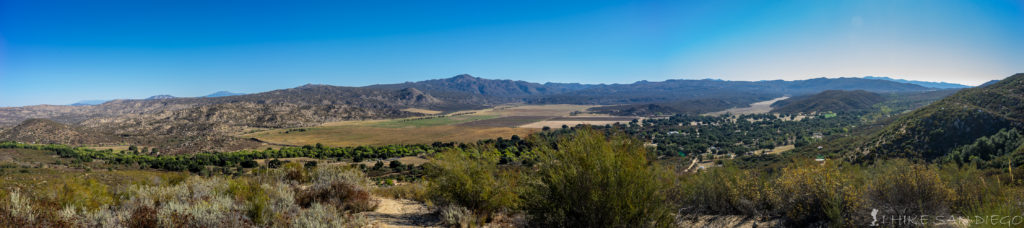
[1, 0, 1022, 106]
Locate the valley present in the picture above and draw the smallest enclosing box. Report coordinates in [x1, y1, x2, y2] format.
[244, 104, 639, 147]
[3, 1, 1020, 226]
[1, 74, 1021, 227]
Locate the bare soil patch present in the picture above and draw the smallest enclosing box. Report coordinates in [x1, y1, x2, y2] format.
[401, 108, 443, 115]
[248, 125, 538, 147]
[362, 197, 439, 227]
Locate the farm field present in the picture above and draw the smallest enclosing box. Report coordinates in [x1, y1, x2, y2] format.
[243, 104, 638, 146]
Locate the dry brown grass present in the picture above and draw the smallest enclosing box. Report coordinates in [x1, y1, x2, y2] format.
[401, 108, 442, 115]
[478, 104, 602, 116]
[242, 105, 614, 146]
[766, 145, 795, 154]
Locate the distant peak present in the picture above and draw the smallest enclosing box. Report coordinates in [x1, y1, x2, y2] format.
[70, 99, 108, 106]
[450, 74, 478, 81]
[296, 83, 328, 89]
[146, 95, 176, 100]
[203, 91, 246, 97]
[862, 76, 969, 89]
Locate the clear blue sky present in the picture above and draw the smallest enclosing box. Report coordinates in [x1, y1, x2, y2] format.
[1, 0, 1022, 106]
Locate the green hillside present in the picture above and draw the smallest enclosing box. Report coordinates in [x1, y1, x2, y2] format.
[771, 90, 886, 114]
[863, 73, 1024, 160]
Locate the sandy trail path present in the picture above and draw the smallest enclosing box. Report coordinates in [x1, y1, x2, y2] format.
[363, 197, 438, 228]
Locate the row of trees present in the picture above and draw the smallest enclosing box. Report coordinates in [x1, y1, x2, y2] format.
[0, 136, 544, 173]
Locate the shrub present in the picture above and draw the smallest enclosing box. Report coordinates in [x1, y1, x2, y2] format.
[439, 205, 476, 227]
[426, 149, 521, 221]
[126, 205, 159, 228]
[268, 159, 284, 169]
[374, 182, 429, 203]
[866, 160, 954, 221]
[297, 166, 378, 212]
[240, 160, 258, 168]
[292, 203, 366, 228]
[53, 178, 114, 211]
[151, 177, 248, 227]
[938, 163, 1005, 214]
[774, 161, 865, 226]
[675, 166, 775, 216]
[524, 128, 674, 227]
[3, 190, 36, 224]
[282, 162, 308, 183]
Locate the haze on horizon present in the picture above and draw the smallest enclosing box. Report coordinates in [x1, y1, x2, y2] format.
[1, 0, 1022, 107]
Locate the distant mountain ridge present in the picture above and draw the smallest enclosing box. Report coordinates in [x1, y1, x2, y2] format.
[70, 100, 108, 106]
[536, 77, 930, 105]
[146, 95, 176, 99]
[864, 76, 969, 89]
[68, 91, 246, 106]
[367, 74, 594, 105]
[0, 74, 945, 154]
[204, 91, 246, 97]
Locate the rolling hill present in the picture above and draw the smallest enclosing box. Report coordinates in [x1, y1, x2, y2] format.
[0, 119, 118, 145]
[770, 90, 886, 114]
[861, 73, 1024, 160]
[576, 77, 931, 115]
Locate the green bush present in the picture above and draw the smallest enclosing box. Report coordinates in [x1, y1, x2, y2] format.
[866, 160, 955, 221]
[676, 166, 775, 216]
[524, 128, 674, 227]
[297, 166, 378, 212]
[773, 161, 866, 226]
[425, 149, 521, 222]
[268, 159, 284, 169]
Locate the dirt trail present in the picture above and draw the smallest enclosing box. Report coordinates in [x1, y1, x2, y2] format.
[363, 197, 438, 228]
[684, 158, 699, 172]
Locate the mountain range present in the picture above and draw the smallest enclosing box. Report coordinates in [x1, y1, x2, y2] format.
[864, 76, 971, 89]
[0, 74, 964, 154]
[67, 91, 247, 106]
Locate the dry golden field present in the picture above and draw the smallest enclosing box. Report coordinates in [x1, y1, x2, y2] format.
[243, 104, 644, 146]
[246, 125, 539, 147]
